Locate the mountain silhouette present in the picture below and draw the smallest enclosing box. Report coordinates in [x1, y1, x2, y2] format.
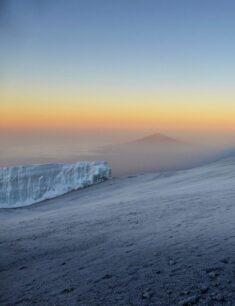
[130, 133, 184, 145]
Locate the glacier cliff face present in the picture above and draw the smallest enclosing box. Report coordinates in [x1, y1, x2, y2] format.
[0, 161, 111, 208]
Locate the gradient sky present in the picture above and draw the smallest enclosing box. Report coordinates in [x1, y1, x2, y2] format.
[1, 0, 235, 130]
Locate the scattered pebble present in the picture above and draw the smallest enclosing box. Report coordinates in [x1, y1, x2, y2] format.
[180, 290, 191, 296]
[102, 274, 113, 279]
[179, 294, 200, 305]
[141, 288, 154, 299]
[214, 280, 221, 287]
[208, 271, 218, 279]
[220, 257, 230, 264]
[199, 285, 209, 294]
[167, 289, 173, 295]
[169, 260, 176, 266]
[61, 288, 74, 294]
[210, 292, 225, 302]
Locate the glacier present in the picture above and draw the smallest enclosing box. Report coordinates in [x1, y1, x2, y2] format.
[0, 161, 111, 208]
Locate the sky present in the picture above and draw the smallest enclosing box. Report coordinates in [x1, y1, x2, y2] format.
[1, 0, 235, 131]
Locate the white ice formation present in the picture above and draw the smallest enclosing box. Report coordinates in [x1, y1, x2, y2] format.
[0, 161, 111, 208]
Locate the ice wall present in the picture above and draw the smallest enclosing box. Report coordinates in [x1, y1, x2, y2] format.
[0, 161, 111, 208]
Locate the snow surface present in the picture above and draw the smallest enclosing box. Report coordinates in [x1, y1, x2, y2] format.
[0, 161, 111, 208]
[1, 158, 235, 305]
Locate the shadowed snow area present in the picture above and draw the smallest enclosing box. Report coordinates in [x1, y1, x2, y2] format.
[1, 158, 235, 305]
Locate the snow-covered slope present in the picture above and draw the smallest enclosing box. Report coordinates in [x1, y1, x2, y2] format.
[0, 161, 111, 208]
[1, 157, 235, 305]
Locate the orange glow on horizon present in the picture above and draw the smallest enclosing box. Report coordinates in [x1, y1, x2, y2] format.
[1, 86, 235, 130]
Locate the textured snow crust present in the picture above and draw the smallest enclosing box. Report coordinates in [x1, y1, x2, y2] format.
[0, 161, 111, 208]
[1, 158, 235, 305]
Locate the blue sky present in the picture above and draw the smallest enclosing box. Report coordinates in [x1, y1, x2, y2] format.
[1, 0, 235, 90]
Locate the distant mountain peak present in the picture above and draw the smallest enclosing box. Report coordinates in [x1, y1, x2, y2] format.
[98, 132, 187, 153]
[131, 133, 184, 145]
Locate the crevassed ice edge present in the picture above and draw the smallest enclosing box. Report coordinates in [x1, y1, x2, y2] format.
[0, 161, 111, 208]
